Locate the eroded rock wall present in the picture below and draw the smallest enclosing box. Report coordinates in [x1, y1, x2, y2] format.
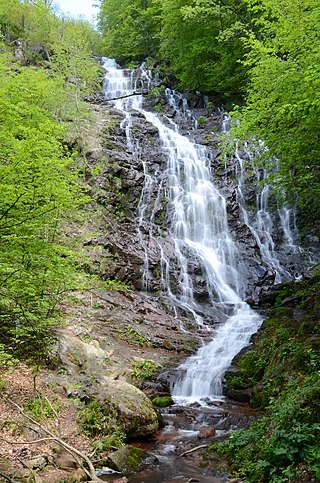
[83, 89, 312, 317]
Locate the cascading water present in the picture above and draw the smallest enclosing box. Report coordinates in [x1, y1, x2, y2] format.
[233, 142, 302, 284]
[101, 58, 291, 405]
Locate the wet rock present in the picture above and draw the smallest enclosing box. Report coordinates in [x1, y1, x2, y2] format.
[54, 451, 79, 470]
[138, 380, 172, 399]
[197, 426, 216, 439]
[63, 468, 88, 482]
[0, 459, 32, 482]
[50, 369, 159, 439]
[245, 297, 258, 307]
[218, 412, 255, 431]
[258, 283, 286, 306]
[107, 445, 158, 473]
[156, 369, 181, 392]
[226, 388, 252, 403]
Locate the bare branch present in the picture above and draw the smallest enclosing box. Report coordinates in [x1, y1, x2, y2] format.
[93, 91, 148, 103]
[0, 471, 15, 483]
[0, 193, 27, 223]
[1, 436, 55, 445]
[5, 399, 106, 481]
[0, 269, 20, 286]
[180, 444, 208, 457]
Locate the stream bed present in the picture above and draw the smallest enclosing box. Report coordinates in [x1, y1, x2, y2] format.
[101, 399, 257, 482]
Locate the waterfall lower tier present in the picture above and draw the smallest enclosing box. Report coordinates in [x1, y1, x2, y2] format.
[172, 303, 261, 403]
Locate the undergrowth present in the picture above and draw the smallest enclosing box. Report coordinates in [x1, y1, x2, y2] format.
[77, 400, 126, 450]
[215, 271, 320, 482]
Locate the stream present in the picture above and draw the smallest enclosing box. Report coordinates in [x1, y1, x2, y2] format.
[100, 58, 299, 482]
[101, 398, 258, 482]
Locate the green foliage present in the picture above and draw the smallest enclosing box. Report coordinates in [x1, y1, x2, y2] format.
[196, 116, 208, 128]
[0, 51, 91, 362]
[25, 393, 61, 422]
[151, 395, 174, 407]
[220, 272, 320, 481]
[77, 401, 124, 437]
[212, 374, 320, 482]
[0, 3, 107, 364]
[0, 344, 18, 368]
[92, 432, 126, 452]
[230, 0, 320, 214]
[98, 0, 250, 101]
[160, 0, 248, 101]
[0, 0, 102, 115]
[51, 18, 102, 110]
[120, 328, 152, 348]
[98, 0, 162, 63]
[129, 359, 159, 380]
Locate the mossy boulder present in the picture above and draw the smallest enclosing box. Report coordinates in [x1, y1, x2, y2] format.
[91, 377, 159, 438]
[107, 445, 158, 473]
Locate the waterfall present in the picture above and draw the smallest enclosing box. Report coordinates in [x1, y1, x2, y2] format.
[101, 58, 290, 404]
[234, 143, 301, 283]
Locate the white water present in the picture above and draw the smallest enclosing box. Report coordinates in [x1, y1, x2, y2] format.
[234, 144, 301, 283]
[102, 58, 265, 403]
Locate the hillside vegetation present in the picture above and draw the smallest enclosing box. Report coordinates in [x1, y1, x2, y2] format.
[215, 274, 320, 482]
[0, 0, 105, 366]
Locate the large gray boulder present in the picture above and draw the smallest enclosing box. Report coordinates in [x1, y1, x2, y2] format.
[91, 377, 159, 438]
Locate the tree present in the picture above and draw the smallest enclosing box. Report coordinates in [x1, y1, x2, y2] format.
[0, 50, 88, 361]
[98, 0, 162, 63]
[98, 0, 250, 102]
[0, 2, 106, 365]
[160, 0, 250, 100]
[51, 17, 102, 111]
[231, 0, 320, 214]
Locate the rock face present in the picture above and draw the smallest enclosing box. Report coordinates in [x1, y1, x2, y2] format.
[56, 69, 318, 442]
[48, 372, 159, 438]
[82, 86, 315, 318]
[197, 425, 216, 439]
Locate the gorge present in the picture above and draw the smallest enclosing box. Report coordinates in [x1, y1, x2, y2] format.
[1, 2, 319, 481]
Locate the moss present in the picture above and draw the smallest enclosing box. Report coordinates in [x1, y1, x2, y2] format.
[219, 271, 320, 481]
[151, 396, 174, 407]
[107, 445, 156, 472]
[77, 401, 123, 437]
[225, 273, 320, 409]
